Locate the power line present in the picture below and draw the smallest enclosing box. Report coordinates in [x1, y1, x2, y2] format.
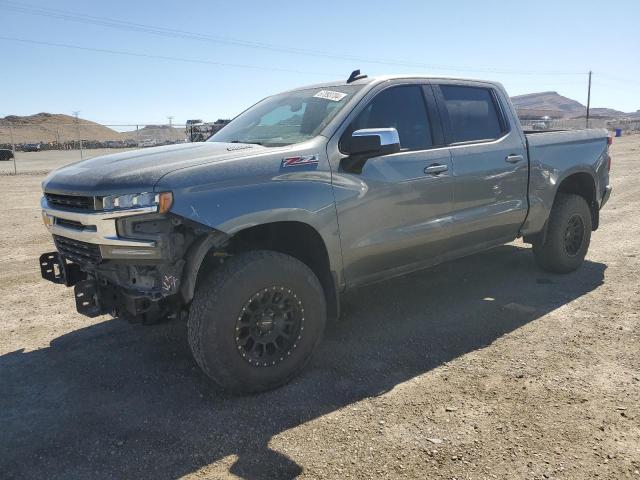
[0, 36, 597, 84]
[597, 73, 640, 85]
[0, 36, 337, 77]
[0, 0, 588, 76]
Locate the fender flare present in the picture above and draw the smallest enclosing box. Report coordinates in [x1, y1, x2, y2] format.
[180, 232, 229, 303]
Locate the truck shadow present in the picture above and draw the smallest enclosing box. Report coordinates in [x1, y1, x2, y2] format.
[0, 245, 606, 479]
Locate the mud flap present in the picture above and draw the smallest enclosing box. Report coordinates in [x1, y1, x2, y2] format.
[74, 279, 102, 317]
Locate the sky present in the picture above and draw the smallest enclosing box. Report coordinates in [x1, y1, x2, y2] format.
[0, 0, 639, 126]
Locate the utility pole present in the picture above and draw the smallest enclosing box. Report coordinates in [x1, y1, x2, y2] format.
[167, 116, 174, 127]
[73, 111, 83, 160]
[586, 70, 592, 129]
[10, 125, 16, 175]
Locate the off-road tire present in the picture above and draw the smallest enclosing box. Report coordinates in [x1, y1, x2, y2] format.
[533, 193, 592, 273]
[188, 250, 326, 394]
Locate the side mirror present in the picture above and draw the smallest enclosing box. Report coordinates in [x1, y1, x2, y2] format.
[341, 128, 401, 173]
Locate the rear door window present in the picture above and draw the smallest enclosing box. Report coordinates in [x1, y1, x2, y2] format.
[438, 85, 505, 143]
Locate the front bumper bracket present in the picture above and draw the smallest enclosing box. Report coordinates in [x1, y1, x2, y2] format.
[39, 251, 86, 287]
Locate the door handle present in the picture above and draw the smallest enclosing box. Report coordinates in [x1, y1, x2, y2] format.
[424, 163, 448, 175]
[505, 154, 524, 163]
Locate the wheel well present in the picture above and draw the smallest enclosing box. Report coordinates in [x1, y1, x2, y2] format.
[556, 172, 599, 230]
[222, 221, 339, 321]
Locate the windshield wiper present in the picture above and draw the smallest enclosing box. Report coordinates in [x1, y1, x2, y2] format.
[229, 140, 263, 146]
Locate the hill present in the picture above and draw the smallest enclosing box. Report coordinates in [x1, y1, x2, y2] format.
[120, 125, 185, 142]
[0, 114, 186, 145]
[0, 113, 122, 144]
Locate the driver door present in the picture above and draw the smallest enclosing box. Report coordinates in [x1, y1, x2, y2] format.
[330, 83, 455, 286]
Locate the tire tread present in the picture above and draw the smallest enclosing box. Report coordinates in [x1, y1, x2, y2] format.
[187, 250, 325, 393]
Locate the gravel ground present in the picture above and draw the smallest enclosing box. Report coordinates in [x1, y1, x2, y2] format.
[0, 136, 638, 479]
[0, 148, 135, 175]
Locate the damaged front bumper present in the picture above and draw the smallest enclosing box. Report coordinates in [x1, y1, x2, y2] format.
[39, 251, 184, 321]
[39, 196, 190, 323]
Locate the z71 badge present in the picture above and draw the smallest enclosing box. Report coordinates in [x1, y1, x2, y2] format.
[281, 154, 320, 168]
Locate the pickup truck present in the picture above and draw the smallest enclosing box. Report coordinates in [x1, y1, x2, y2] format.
[0, 148, 15, 161]
[39, 72, 612, 393]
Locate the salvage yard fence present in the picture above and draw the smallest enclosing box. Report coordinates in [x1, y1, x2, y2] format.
[519, 118, 640, 132]
[0, 123, 189, 152]
[0, 122, 189, 174]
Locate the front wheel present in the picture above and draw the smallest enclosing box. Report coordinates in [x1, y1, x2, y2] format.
[188, 250, 326, 394]
[532, 193, 592, 273]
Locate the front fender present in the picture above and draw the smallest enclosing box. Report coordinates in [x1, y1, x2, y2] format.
[165, 172, 345, 289]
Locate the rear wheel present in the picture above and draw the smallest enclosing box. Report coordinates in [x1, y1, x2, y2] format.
[188, 250, 326, 394]
[532, 193, 592, 273]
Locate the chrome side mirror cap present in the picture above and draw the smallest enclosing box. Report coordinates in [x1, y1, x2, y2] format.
[352, 128, 400, 148]
[340, 127, 401, 174]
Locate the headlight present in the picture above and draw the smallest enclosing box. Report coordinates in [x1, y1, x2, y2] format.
[102, 191, 173, 213]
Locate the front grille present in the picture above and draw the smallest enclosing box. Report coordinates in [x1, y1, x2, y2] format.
[54, 235, 102, 266]
[45, 193, 94, 210]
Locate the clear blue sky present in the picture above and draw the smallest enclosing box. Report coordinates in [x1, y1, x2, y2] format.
[1, 0, 638, 126]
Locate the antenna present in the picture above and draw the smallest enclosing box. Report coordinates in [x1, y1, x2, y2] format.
[347, 69, 367, 83]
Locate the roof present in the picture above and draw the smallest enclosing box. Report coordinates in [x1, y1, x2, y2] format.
[281, 74, 503, 93]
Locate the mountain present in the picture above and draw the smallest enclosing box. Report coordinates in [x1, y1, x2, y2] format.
[511, 91, 630, 119]
[511, 91, 586, 119]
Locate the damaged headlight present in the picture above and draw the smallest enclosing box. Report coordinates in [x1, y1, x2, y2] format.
[101, 191, 173, 213]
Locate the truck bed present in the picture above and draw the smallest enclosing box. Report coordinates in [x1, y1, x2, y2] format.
[521, 128, 610, 235]
[525, 128, 608, 166]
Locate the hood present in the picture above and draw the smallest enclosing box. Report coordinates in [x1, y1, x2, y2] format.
[42, 142, 267, 196]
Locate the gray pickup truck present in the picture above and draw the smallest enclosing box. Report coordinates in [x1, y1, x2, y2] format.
[39, 72, 612, 393]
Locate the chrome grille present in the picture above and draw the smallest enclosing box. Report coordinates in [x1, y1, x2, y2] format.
[45, 193, 93, 210]
[54, 235, 102, 266]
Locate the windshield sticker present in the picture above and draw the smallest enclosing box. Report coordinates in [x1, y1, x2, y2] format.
[313, 90, 348, 102]
[281, 154, 319, 168]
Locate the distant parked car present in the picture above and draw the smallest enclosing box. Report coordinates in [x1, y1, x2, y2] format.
[21, 143, 42, 152]
[0, 149, 14, 161]
[137, 139, 158, 148]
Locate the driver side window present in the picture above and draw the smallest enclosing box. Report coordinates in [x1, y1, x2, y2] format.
[343, 85, 433, 151]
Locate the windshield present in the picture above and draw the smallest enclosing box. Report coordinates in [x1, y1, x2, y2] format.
[208, 85, 363, 147]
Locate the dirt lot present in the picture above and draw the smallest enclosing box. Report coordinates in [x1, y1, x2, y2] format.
[0, 148, 135, 175]
[0, 137, 638, 479]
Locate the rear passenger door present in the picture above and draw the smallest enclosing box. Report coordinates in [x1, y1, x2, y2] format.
[433, 82, 528, 252]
